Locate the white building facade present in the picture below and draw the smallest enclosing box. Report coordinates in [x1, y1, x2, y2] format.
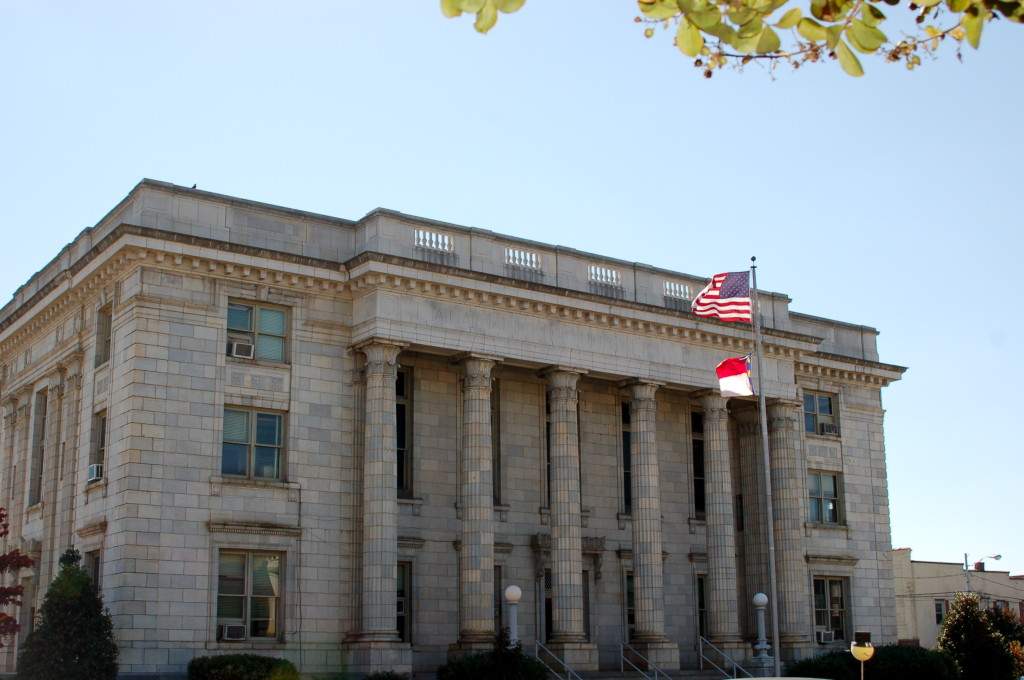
[0, 180, 905, 678]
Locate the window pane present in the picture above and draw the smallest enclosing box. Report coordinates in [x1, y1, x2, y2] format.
[219, 554, 246, 595]
[228, 304, 253, 331]
[224, 410, 250, 443]
[804, 394, 816, 412]
[222, 443, 249, 476]
[256, 335, 284, 361]
[253, 446, 280, 479]
[258, 308, 286, 335]
[396, 403, 407, 449]
[825, 499, 838, 523]
[692, 442, 704, 477]
[809, 498, 821, 523]
[255, 414, 282, 446]
[823, 474, 838, 498]
[817, 395, 833, 415]
[808, 472, 821, 496]
[804, 413, 816, 433]
[218, 595, 245, 619]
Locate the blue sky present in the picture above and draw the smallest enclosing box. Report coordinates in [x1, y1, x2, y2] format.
[2, 2, 1021, 577]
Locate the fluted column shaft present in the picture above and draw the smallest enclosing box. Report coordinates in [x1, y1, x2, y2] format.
[542, 368, 587, 642]
[628, 381, 668, 642]
[768, 401, 809, 640]
[702, 393, 742, 641]
[457, 356, 497, 643]
[360, 341, 403, 640]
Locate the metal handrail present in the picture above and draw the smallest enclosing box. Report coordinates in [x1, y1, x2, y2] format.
[698, 636, 754, 679]
[534, 641, 584, 680]
[619, 642, 672, 679]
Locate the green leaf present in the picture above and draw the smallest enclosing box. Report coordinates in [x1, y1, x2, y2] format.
[756, 25, 782, 51]
[947, 0, 970, 10]
[677, 19, 706, 55]
[729, 30, 763, 52]
[441, 0, 464, 18]
[474, 0, 498, 32]
[737, 15, 764, 37]
[797, 17, 828, 40]
[461, 0, 487, 11]
[639, 0, 682, 19]
[826, 23, 845, 48]
[963, 9, 984, 47]
[849, 19, 887, 51]
[707, 21, 738, 42]
[689, 10, 723, 30]
[916, 0, 943, 6]
[836, 39, 865, 75]
[493, 0, 526, 11]
[860, 3, 886, 27]
[775, 7, 802, 28]
[729, 6, 758, 25]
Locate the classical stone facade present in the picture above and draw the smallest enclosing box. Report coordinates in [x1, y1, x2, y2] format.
[0, 180, 905, 678]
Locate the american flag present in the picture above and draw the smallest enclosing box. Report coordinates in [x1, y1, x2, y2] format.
[691, 272, 752, 323]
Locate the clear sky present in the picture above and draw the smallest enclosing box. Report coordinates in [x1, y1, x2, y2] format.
[1, 2, 1021, 577]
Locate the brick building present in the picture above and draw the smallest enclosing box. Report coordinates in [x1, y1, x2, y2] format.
[0, 180, 905, 678]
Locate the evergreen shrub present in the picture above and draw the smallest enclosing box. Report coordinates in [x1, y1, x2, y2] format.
[785, 644, 959, 680]
[436, 629, 548, 680]
[187, 653, 299, 680]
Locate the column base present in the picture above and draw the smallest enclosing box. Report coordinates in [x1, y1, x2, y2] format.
[541, 640, 599, 672]
[342, 637, 411, 676]
[626, 639, 680, 671]
[746, 654, 777, 678]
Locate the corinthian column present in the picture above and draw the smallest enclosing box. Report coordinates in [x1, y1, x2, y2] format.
[539, 366, 597, 670]
[768, 400, 809, 644]
[452, 354, 500, 655]
[358, 340, 405, 640]
[701, 392, 742, 644]
[626, 380, 678, 670]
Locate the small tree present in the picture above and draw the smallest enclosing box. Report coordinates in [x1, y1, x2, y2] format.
[937, 591, 1016, 680]
[16, 547, 118, 680]
[0, 508, 34, 646]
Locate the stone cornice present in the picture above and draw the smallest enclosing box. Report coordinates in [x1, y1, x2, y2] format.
[796, 352, 907, 387]
[207, 521, 302, 537]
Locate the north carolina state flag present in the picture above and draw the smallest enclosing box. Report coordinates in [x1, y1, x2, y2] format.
[716, 356, 753, 397]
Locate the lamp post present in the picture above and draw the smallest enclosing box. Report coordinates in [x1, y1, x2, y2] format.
[964, 553, 1002, 592]
[504, 585, 522, 648]
[850, 631, 874, 680]
[752, 593, 770, 659]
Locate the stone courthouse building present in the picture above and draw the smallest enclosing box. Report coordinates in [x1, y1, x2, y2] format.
[0, 180, 905, 678]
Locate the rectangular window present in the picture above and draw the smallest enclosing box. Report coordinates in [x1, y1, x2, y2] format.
[492, 380, 501, 505]
[692, 411, 706, 520]
[813, 577, 847, 641]
[28, 391, 47, 506]
[222, 408, 284, 480]
[934, 599, 948, 625]
[94, 305, 112, 367]
[493, 565, 503, 634]
[91, 411, 107, 467]
[545, 393, 552, 507]
[227, 302, 287, 362]
[397, 561, 411, 642]
[804, 391, 839, 436]
[697, 575, 708, 638]
[86, 550, 102, 588]
[808, 471, 841, 524]
[625, 572, 635, 641]
[396, 369, 412, 498]
[217, 551, 282, 639]
[621, 403, 632, 514]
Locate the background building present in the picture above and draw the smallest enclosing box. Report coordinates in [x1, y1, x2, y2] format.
[0, 180, 905, 678]
[893, 548, 1024, 648]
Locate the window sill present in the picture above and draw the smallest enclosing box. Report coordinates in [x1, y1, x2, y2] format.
[804, 521, 850, 538]
[399, 497, 424, 516]
[211, 475, 300, 501]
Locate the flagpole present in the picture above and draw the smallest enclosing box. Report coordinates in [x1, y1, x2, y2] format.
[751, 256, 782, 677]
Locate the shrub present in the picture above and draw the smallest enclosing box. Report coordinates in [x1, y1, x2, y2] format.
[938, 592, 1016, 680]
[16, 548, 118, 680]
[785, 645, 959, 680]
[187, 653, 299, 680]
[436, 629, 549, 680]
[366, 672, 410, 680]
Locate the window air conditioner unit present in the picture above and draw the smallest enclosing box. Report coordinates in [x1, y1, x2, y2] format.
[228, 341, 255, 359]
[219, 624, 247, 641]
[818, 422, 840, 436]
[87, 464, 104, 482]
[816, 630, 835, 644]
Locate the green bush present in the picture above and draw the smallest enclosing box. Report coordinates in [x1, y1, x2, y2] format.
[436, 629, 548, 680]
[187, 653, 299, 680]
[785, 645, 959, 680]
[939, 592, 1016, 680]
[365, 672, 410, 680]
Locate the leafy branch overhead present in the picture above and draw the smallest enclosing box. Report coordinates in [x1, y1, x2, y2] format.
[440, 0, 1023, 75]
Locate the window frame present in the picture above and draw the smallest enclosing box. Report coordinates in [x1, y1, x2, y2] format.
[934, 599, 948, 625]
[692, 410, 706, 520]
[227, 301, 288, 363]
[396, 368, 412, 498]
[397, 560, 412, 643]
[28, 391, 47, 507]
[808, 470, 842, 525]
[621, 402, 632, 514]
[217, 550, 284, 641]
[91, 411, 108, 467]
[804, 391, 839, 436]
[813, 576, 848, 641]
[94, 304, 113, 368]
[491, 379, 501, 505]
[222, 407, 285, 481]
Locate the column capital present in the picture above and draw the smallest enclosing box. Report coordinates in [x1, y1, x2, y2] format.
[538, 366, 586, 393]
[767, 399, 802, 430]
[353, 338, 407, 367]
[451, 352, 504, 366]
